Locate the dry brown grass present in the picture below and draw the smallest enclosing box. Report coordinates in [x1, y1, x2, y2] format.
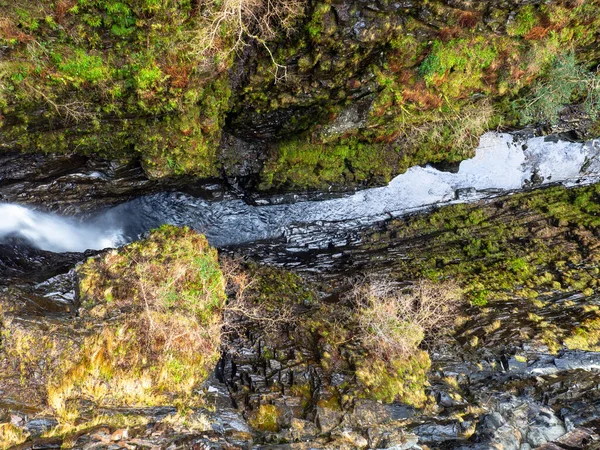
[525, 26, 550, 40]
[350, 277, 462, 361]
[0, 17, 33, 43]
[54, 0, 77, 24]
[402, 81, 444, 110]
[457, 11, 480, 29]
[439, 26, 461, 42]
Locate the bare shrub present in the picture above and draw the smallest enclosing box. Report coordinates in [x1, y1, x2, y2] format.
[220, 257, 298, 341]
[191, 0, 306, 80]
[350, 277, 462, 361]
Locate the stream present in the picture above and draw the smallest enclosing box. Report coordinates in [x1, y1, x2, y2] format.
[1, 132, 600, 253]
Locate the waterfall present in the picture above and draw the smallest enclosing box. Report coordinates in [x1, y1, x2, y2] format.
[0, 203, 123, 252]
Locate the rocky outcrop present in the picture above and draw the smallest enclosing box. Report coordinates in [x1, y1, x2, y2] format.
[0, 151, 230, 213]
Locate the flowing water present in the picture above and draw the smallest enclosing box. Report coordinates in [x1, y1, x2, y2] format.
[2, 132, 600, 252]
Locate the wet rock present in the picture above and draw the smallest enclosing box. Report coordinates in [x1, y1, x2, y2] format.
[507, 356, 528, 373]
[316, 406, 343, 433]
[331, 427, 369, 448]
[537, 427, 600, 449]
[345, 400, 391, 428]
[25, 418, 59, 435]
[525, 411, 565, 447]
[386, 404, 415, 421]
[371, 429, 420, 449]
[436, 390, 465, 408]
[279, 418, 320, 442]
[492, 424, 522, 450]
[219, 132, 267, 180]
[321, 97, 372, 137]
[411, 421, 459, 443]
[530, 170, 544, 186]
[0, 238, 87, 285]
[0, 152, 227, 214]
[553, 352, 600, 372]
[483, 412, 506, 430]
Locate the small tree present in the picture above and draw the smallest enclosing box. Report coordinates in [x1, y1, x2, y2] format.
[518, 52, 600, 125]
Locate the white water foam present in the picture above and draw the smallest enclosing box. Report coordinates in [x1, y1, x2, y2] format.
[2, 132, 600, 252]
[0, 203, 122, 252]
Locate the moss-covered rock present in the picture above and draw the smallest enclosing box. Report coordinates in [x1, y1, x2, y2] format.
[0, 225, 226, 423]
[226, 262, 455, 409]
[355, 352, 431, 406]
[231, 0, 600, 191]
[0, 0, 234, 178]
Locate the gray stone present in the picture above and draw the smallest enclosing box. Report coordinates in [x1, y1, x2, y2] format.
[316, 406, 343, 433]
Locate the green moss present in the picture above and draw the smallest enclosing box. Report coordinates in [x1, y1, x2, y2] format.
[0, 0, 234, 177]
[355, 351, 430, 406]
[250, 265, 316, 307]
[58, 49, 109, 84]
[506, 5, 538, 37]
[259, 137, 395, 190]
[306, 3, 331, 38]
[364, 182, 600, 300]
[564, 317, 600, 351]
[419, 37, 498, 92]
[248, 404, 282, 432]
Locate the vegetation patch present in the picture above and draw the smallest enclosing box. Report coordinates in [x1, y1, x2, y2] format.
[225, 262, 461, 408]
[0, 226, 226, 425]
[46, 225, 226, 421]
[354, 182, 600, 352]
[351, 278, 460, 406]
[248, 404, 283, 432]
[0, 0, 303, 177]
[0, 423, 28, 449]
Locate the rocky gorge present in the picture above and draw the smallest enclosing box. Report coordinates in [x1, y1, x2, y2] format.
[3, 0, 600, 449]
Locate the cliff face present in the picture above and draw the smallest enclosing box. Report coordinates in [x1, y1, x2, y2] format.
[1, 0, 599, 191]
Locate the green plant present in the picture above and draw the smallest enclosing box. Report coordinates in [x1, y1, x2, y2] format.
[58, 49, 108, 84]
[506, 5, 538, 37]
[518, 52, 600, 125]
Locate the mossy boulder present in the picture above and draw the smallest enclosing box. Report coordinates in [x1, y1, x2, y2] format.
[0, 0, 233, 178]
[355, 352, 431, 406]
[0, 225, 226, 424]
